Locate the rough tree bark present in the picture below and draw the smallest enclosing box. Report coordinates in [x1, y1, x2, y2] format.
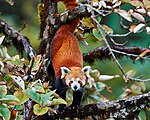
[83, 46, 150, 63]
[43, 92, 150, 119]
[1, 0, 150, 119]
[36, 0, 150, 119]
[0, 18, 36, 59]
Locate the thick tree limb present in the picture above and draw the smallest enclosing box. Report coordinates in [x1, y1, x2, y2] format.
[44, 92, 150, 119]
[55, 4, 89, 25]
[83, 46, 150, 63]
[52, 2, 112, 28]
[0, 18, 36, 59]
[46, 3, 150, 63]
[38, 0, 57, 58]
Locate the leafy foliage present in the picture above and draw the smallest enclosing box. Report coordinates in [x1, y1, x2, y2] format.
[0, 36, 66, 119]
[1, 0, 150, 119]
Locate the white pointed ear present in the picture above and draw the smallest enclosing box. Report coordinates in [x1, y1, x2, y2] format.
[60, 67, 70, 79]
[82, 66, 91, 78]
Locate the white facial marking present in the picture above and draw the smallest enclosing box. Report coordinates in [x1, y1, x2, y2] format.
[82, 79, 86, 85]
[65, 78, 70, 86]
[71, 81, 80, 91]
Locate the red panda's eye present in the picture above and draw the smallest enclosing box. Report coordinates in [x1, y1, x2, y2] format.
[70, 81, 73, 83]
[78, 81, 82, 85]
[69, 81, 73, 87]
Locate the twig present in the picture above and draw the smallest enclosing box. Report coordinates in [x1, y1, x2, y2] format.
[120, 17, 129, 29]
[112, 49, 150, 60]
[18, 23, 27, 32]
[109, 31, 132, 37]
[83, 46, 150, 63]
[24, 100, 35, 120]
[26, 58, 34, 75]
[91, 12, 126, 77]
[80, 3, 112, 16]
[0, 18, 36, 59]
[109, 37, 128, 46]
[90, 11, 150, 82]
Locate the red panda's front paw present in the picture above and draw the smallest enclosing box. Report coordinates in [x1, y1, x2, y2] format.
[68, 104, 80, 109]
[57, 105, 66, 113]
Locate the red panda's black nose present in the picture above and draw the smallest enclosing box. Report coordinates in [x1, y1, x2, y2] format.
[74, 85, 77, 90]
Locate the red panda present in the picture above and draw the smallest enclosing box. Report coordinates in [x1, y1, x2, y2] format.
[52, 0, 91, 111]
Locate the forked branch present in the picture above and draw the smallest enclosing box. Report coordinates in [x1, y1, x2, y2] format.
[83, 46, 150, 63]
[90, 7, 150, 82]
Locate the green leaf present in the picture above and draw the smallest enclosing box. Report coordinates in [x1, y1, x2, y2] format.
[82, 17, 94, 28]
[83, 33, 98, 44]
[51, 98, 67, 105]
[30, 81, 45, 93]
[15, 105, 23, 111]
[16, 115, 23, 120]
[124, 70, 136, 82]
[24, 89, 41, 104]
[40, 92, 54, 106]
[14, 91, 29, 105]
[28, 80, 45, 93]
[102, 24, 113, 34]
[138, 110, 146, 120]
[33, 104, 48, 115]
[118, 91, 129, 99]
[92, 28, 103, 41]
[4, 74, 12, 83]
[0, 85, 7, 97]
[95, 82, 106, 91]
[135, 82, 146, 92]
[131, 84, 142, 94]
[96, 16, 102, 22]
[143, 0, 150, 8]
[0, 47, 11, 59]
[32, 55, 42, 71]
[0, 95, 20, 103]
[0, 105, 10, 120]
[11, 56, 23, 66]
[88, 95, 101, 103]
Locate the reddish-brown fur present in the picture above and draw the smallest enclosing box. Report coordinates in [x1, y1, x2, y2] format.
[52, 0, 83, 78]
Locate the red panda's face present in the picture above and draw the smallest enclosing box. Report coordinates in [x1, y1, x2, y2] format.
[61, 66, 91, 91]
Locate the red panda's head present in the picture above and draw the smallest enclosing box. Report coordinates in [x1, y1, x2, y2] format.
[60, 66, 91, 91]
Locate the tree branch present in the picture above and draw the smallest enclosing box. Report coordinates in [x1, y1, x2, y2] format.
[45, 92, 150, 119]
[54, 2, 112, 26]
[83, 46, 150, 63]
[0, 18, 36, 59]
[38, 0, 58, 58]
[55, 4, 89, 24]
[48, 3, 150, 63]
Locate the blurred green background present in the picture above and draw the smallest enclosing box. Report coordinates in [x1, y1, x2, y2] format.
[1, 0, 150, 115]
[0, 0, 40, 52]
